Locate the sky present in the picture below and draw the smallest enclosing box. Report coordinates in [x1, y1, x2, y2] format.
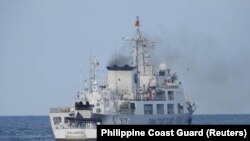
[0, 0, 250, 115]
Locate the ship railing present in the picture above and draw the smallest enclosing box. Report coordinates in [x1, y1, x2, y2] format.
[50, 107, 71, 113]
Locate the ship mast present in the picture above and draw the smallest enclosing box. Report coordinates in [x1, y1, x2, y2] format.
[90, 56, 99, 92]
[134, 16, 142, 100]
[123, 16, 155, 100]
[134, 17, 155, 100]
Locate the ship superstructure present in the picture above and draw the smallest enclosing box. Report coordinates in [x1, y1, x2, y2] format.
[49, 17, 196, 140]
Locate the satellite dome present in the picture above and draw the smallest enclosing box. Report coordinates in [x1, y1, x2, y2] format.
[159, 63, 167, 71]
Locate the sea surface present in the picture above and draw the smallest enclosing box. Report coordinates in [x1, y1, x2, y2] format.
[0, 114, 250, 141]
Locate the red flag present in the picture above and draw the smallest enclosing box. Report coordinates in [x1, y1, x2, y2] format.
[147, 88, 152, 100]
[135, 16, 140, 27]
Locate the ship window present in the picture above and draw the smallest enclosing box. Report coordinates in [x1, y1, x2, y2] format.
[157, 104, 164, 115]
[130, 103, 135, 114]
[96, 108, 101, 113]
[159, 71, 165, 76]
[168, 91, 174, 100]
[178, 103, 184, 114]
[64, 117, 69, 124]
[167, 104, 174, 114]
[156, 91, 165, 100]
[53, 117, 61, 125]
[130, 103, 135, 109]
[144, 104, 153, 115]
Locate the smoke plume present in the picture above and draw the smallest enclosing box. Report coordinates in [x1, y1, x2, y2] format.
[152, 29, 250, 114]
[108, 52, 130, 66]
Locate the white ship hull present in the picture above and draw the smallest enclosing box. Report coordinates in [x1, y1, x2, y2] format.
[50, 113, 192, 140]
[103, 113, 192, 125]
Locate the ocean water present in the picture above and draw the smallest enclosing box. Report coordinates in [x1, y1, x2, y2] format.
[0, 114, 250, 141]
[0, 116, 53, 141]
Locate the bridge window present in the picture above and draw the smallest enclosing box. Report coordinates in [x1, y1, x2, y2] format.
[155, 91, 165, 100]
[53, 117, 61, 125]
[167, 104, 174, 114]
[64, 117, 69, 124]
[168, 91, 174, 100]
[130, 103, 135, 114]
[157, 104, 164, 114]
[144, 104, 153, 115]
[178, 103, 184, 114]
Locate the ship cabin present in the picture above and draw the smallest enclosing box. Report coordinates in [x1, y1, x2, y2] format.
[106, 64, 187, 116]
[50, 100, 103, 130]
[127, 81, 185, 115]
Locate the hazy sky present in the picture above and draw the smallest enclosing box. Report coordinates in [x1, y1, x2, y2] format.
[0, 0, 250, 115]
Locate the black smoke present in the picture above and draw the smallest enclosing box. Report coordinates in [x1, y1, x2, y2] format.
[152, 29, 250, 114]
[108, 52, 130, 66]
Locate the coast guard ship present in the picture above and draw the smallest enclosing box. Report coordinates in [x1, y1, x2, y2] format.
[49, 17, 196, 141]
